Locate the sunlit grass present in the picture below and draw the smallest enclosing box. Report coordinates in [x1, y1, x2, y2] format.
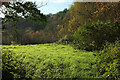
[2, 43, 99, 78]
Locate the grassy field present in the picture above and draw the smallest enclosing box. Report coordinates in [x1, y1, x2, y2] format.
[2, 43, 99, 79]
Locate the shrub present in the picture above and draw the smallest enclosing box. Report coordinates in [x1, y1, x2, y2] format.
[73, 20, 120, 51]
[2, 49, 29, 79]
[95, 40, 120, 79]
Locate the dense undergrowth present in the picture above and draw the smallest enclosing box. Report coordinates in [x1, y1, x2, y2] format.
[73, 21, 120, 51]
[96, 41, 120, 79]
[2, 43, 120, 79]
[2, 43, 99, 79]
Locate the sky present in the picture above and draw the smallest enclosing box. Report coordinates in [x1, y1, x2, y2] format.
[26, 0, 74, 14]
[0, 0, 74, 18]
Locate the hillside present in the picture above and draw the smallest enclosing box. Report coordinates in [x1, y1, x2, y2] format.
[2, 8, 68, 45]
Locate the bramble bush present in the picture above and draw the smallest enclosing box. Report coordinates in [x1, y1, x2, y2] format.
[73, 20, 120, 51]
[95, 40, 120, 79]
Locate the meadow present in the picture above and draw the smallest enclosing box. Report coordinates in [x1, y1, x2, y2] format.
[2, 43, 99, 79]
[2, 1, 120, 79]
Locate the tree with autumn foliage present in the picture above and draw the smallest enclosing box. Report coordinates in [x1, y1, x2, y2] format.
[93, 2, 120, 23]
[57, 2, 120, 45]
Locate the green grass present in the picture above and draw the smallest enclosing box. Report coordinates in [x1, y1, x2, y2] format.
[2, 43, 99, 79]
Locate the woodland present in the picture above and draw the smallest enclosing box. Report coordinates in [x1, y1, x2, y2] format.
[1, 0, 120, 79]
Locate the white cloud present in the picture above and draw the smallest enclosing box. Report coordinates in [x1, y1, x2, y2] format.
[0, 5, 5, 18]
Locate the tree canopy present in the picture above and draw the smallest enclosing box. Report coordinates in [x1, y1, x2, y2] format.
[2, 1, 46, 28]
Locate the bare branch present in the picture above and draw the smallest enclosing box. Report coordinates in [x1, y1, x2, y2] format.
[36, 0, 48, 9]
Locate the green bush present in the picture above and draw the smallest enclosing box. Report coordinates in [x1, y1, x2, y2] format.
[2, 49, 14, 79]
[73, 20, 120, 51]
[96, 40, 120, 79]
[2, 49, 30, 79]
